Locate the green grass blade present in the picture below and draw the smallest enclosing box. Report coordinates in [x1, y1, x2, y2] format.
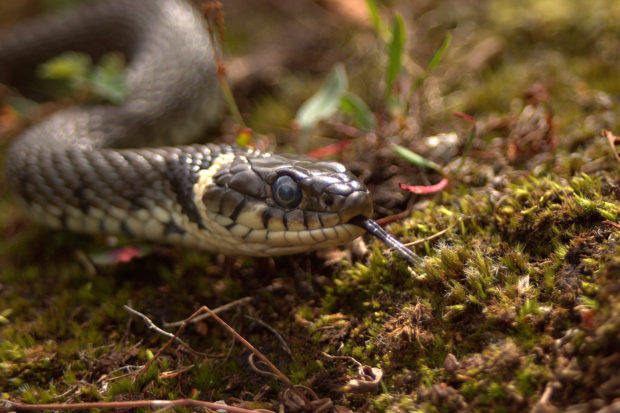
[426, 33, 452, 71]
[296, 63, 348, 131]
[392, 143, 442, 171]
[386, 14, 406, 94]
[366, 0, 388, 41]
[340, 92, 375, 131]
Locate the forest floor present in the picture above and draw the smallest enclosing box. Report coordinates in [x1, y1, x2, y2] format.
[1, 0, 619, 412]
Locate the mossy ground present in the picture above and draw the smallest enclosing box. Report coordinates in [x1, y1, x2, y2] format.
[1, 0, 619, 412]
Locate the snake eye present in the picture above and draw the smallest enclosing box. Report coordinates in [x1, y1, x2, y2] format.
[273, 175, 302, 209]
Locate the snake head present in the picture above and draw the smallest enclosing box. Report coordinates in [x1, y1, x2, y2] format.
[192, 149, 372, 256]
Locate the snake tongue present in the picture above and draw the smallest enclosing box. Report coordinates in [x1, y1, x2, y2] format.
[349, 216, 420, 266]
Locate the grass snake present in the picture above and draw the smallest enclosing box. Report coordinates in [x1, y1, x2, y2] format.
[1, 0, 419, 265]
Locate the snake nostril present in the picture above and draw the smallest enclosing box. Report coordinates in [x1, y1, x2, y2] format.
[322, 193, 334, 207]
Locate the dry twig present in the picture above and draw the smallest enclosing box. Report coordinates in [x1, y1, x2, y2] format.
[244, 314, 293, 357]
[0, 399, 266, 413]
[602, 129, 620, 163]
[163, 296, 252, 328]
[124, 305, 205, 357]
[190, 305, 317, 410]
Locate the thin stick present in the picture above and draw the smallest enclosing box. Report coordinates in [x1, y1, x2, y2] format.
[244, 315, 293, 357]
[163, 296, 252, 328]
[402, 227, 449, 247]
[203, 4, 246, 128]
[115, 303, 314, 411]
[247, 353, 281, 380]
[124, 305, 205, 357]
[321, 351, 362, 368]
[0, 399, 267, 413]
[379, 227, 448, 252]
[135, 307, 204, 379]
[602, 129, 620, 163]
[194, 305, 315, 410]
[374, 195, 418, 227]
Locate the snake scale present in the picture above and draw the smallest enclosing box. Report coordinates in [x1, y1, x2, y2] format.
[1, 0, 419, 264]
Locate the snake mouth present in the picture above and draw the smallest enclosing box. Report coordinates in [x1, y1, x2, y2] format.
[349, 215, 420, 266]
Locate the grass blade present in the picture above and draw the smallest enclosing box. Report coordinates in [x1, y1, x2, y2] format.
[340, 92, 375, 131]
[392, 143, 441, 171]
[366, 0, 388, 41]
[426, 33, 452, 71]
[386, 14, 406, 95]
[296, 64, 348, 131]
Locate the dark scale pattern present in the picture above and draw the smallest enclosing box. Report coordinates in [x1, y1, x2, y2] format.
[165, 144, 234, 228]
[3, 0, 220, 238]
[164, 220, 186, 236]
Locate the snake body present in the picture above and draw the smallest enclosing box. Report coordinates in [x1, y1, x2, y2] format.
[2, 0, 419, 263]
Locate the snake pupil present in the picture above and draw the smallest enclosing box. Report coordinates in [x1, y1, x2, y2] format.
[273, 175, 302, 209]
[278, 185, 294, 200]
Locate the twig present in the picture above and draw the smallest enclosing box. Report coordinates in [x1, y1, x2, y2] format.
[321, 353, 384, 393]
[151, 406, 175, 413]
[191, 305, 316, 411]
[601, 129, 620, 163]
[98, 365, 143, 384]
[281, 385, 332, 413]
[74, 250, 96, 276]
[375, 208, 412, 226]
[535, 380, 559, 410]
[244, 315, 293, 357]
[135, 304, 315, 409]
[202, 3, 246, 128]
[134, 307, 205, 380]
[50, 382, 87, 401]
[321, 351, 362, 368]
[158, 365, 194, 380]
[247, 353, 281, 380]
[0, 399, 267, 413]
[403, 227, 449, 247]
[124, 305, 205, 357]
[375, 194, 418, 226]
[602, 220, 620, 230]
[381, 227, 449, 255]
[163, 296, 252, 328]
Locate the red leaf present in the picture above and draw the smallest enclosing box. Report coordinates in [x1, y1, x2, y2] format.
[115, 246, 142, 263]
[399, 178, 448, 194]
[306, 139, 352, 159]
[453, 112, 476, 126]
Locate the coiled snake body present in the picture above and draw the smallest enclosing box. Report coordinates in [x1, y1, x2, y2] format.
[2, 0, 418, 263]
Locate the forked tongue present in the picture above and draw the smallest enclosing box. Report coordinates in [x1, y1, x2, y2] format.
[350, 216, 420, 266]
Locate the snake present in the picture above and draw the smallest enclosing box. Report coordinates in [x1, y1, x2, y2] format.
[1, 0, 419, 265]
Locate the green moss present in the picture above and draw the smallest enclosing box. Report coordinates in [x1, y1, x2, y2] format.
[191, 362, 225, 393]
[372, 393, 392, 412]
[107, 377, 134, 398]
[515, 365, 548, 397]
